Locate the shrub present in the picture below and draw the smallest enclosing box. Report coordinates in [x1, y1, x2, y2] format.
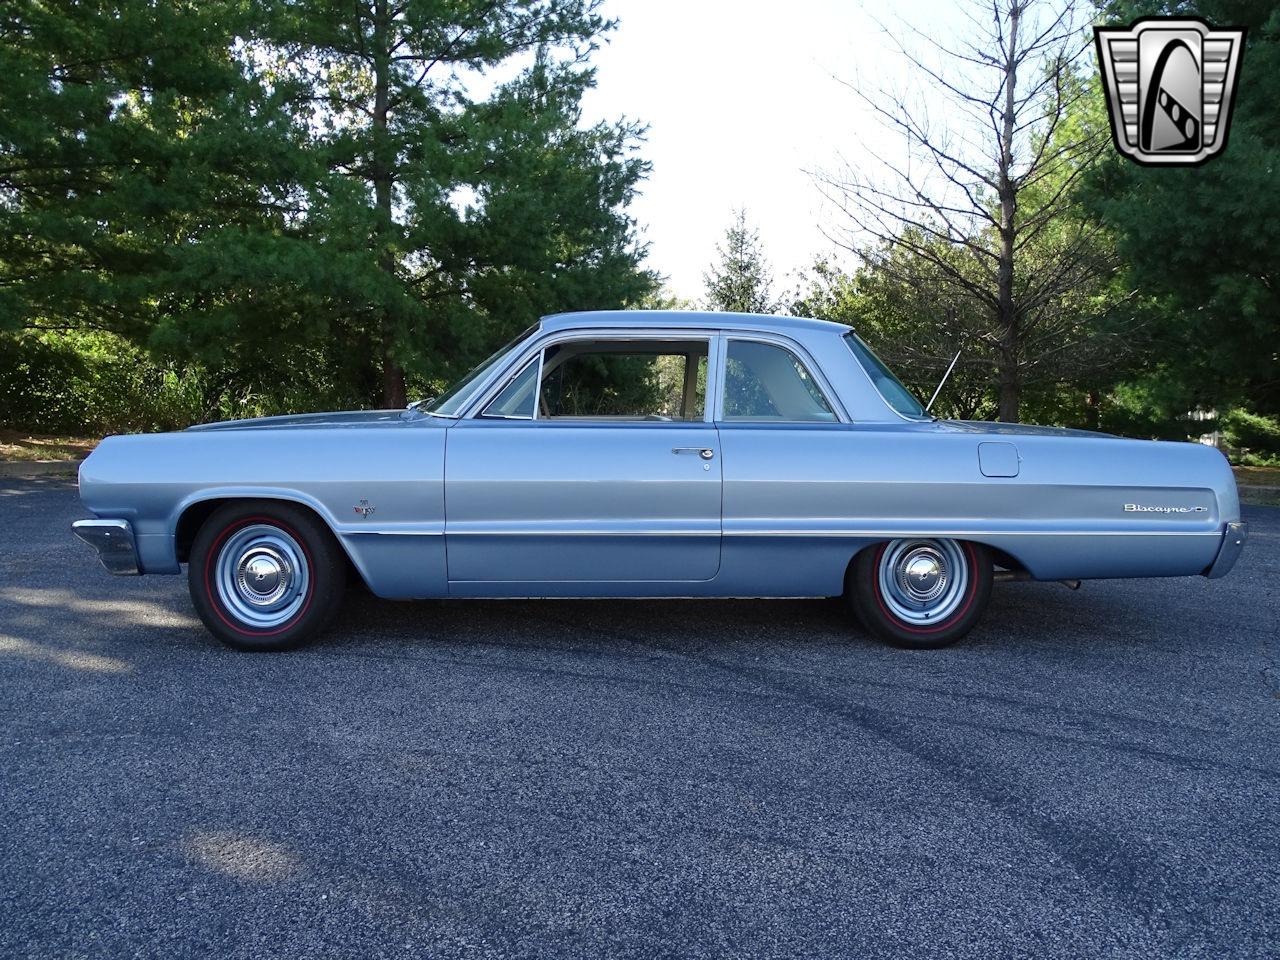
[1220, 409, 1280, 465]
[2, 332, 213, 435]
[0, 329, 381, 436]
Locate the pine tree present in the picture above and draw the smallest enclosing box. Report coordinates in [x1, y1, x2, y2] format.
[257, 0, 654, 406]
[1087, 0, 1280, 420]
[0, 0, 293, 344]
[703, 209, 775, 314]
[0, 1, 655, 413]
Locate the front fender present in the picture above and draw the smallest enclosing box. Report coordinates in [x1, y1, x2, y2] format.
[76, 425, 448, 597]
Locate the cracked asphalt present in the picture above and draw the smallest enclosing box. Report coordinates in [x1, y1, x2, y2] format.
[1, 478, 1277, 959]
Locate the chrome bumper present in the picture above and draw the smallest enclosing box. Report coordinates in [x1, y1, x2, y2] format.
[1205, 521, 1248, 579]
[72, 519, 140, 575]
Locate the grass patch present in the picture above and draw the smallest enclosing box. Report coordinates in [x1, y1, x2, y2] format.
[0, 430, 97, 462]
[1240, 489, 1280, 507]
[1235, 465, 1280, 488]
[1235, 465, 1280, 506]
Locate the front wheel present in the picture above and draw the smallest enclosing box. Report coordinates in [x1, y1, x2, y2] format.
[847, 538, 992, 649]
[188, 501, 347, 651]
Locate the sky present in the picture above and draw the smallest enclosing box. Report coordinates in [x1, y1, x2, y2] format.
[578, 0, 964, 302]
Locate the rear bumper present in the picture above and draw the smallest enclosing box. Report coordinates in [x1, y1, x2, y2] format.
[72, 519, 141, 575]
[1204, 521, 1248, 579]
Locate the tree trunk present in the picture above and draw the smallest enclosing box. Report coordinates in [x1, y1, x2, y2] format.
[995, 1, 1021, 423]
[381, 322, 406, 408]
[997, 345, 1021, 423]
[1084, 389, 1102, 431]
[371, 0, 406, 408]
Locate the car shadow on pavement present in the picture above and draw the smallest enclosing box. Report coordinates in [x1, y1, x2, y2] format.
[319, 578, 1157, 657]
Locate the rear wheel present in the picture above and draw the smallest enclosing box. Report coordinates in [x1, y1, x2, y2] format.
[188, 501, 346, 651]
[847, 538, 992, 649]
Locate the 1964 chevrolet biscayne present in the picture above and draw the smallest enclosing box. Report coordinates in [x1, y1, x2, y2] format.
[72, 311, 1247, 651]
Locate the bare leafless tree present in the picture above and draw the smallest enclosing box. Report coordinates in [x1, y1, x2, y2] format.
[817, 0, 1121, 422]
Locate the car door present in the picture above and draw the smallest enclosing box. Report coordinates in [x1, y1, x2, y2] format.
[444, 332, 723, 585]
[716, 335, 855, 552]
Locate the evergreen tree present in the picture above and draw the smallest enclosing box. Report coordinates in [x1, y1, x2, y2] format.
[0, 1, 299, 344]
[1086, 0, 1280, 421]
[255, 0, 654, 407]
[703, 209, 775, 314]
[0, 1, 654, 416]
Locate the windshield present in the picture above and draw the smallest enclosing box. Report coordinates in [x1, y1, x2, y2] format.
[843, 331, 929, 419]
[421, 323, 539, 417]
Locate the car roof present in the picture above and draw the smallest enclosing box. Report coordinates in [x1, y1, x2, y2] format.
[539, 310, 852, 336]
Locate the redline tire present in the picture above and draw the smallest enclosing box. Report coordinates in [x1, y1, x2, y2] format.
[188, 501, 346, 651]
[847, 538, 992, 649]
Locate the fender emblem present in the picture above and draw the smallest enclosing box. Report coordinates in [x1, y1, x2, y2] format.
[354, 499, 376, 518]
[1124, 503, 1207, 514]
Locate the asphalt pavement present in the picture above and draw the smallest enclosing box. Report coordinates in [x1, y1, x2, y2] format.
[1, 478, 1277, 959]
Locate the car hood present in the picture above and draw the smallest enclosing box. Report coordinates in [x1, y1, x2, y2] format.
[940, 419, 1118, 439]
[185, 410, 410, 432]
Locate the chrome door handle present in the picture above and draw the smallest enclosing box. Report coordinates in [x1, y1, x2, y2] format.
[672, 447, 715, 460]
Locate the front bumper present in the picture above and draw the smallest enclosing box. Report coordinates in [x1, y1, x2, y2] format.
[1204, 521, 1248, 579]
[72, 519, 140, 575]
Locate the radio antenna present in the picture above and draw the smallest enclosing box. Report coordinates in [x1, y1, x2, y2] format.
[926, 348, 962, 412]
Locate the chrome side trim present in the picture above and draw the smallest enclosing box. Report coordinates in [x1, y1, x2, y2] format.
[436, 526, 1221, 538]
[342, 530, 444, 537]
[336, 522, 445, 537]
[447, 530, 720, 537]
[71, 519, 141, 576]
[445, 522, 719, 537]
[1204, 521, 1248, 578]
[720, 528, 1222, 538]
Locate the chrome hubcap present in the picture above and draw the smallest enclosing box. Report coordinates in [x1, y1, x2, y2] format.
[236, 548, 290, 606]
[878, 539, 968, 625]
[215, 525, 309, 629]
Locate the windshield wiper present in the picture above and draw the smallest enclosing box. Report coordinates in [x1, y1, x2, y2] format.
[404, 398, 458, 420]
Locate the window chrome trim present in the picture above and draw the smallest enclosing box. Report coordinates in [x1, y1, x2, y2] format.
[478, 355, 541, 420]
[463, 328, 719, 423]
[841, 330, 932, 424]
[712, 332, 849, 424]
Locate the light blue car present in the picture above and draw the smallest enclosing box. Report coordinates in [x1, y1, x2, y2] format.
[73, 311, 1247, 650]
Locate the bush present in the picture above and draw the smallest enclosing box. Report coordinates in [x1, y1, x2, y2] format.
[0, 331, 211, 435]
[1220, 408, 1280, 465]
[0, 329, 385, 436]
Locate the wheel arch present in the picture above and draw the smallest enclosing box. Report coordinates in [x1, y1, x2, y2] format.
[843, 536, 1030, 581]
[845, 534, 997, 648]
[173, 492, 369, 589]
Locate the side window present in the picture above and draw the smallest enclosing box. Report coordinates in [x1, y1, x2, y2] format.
[540, 341, 708, 420]
[481, 357, 539, 418]
[722, 340, 836, 422]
